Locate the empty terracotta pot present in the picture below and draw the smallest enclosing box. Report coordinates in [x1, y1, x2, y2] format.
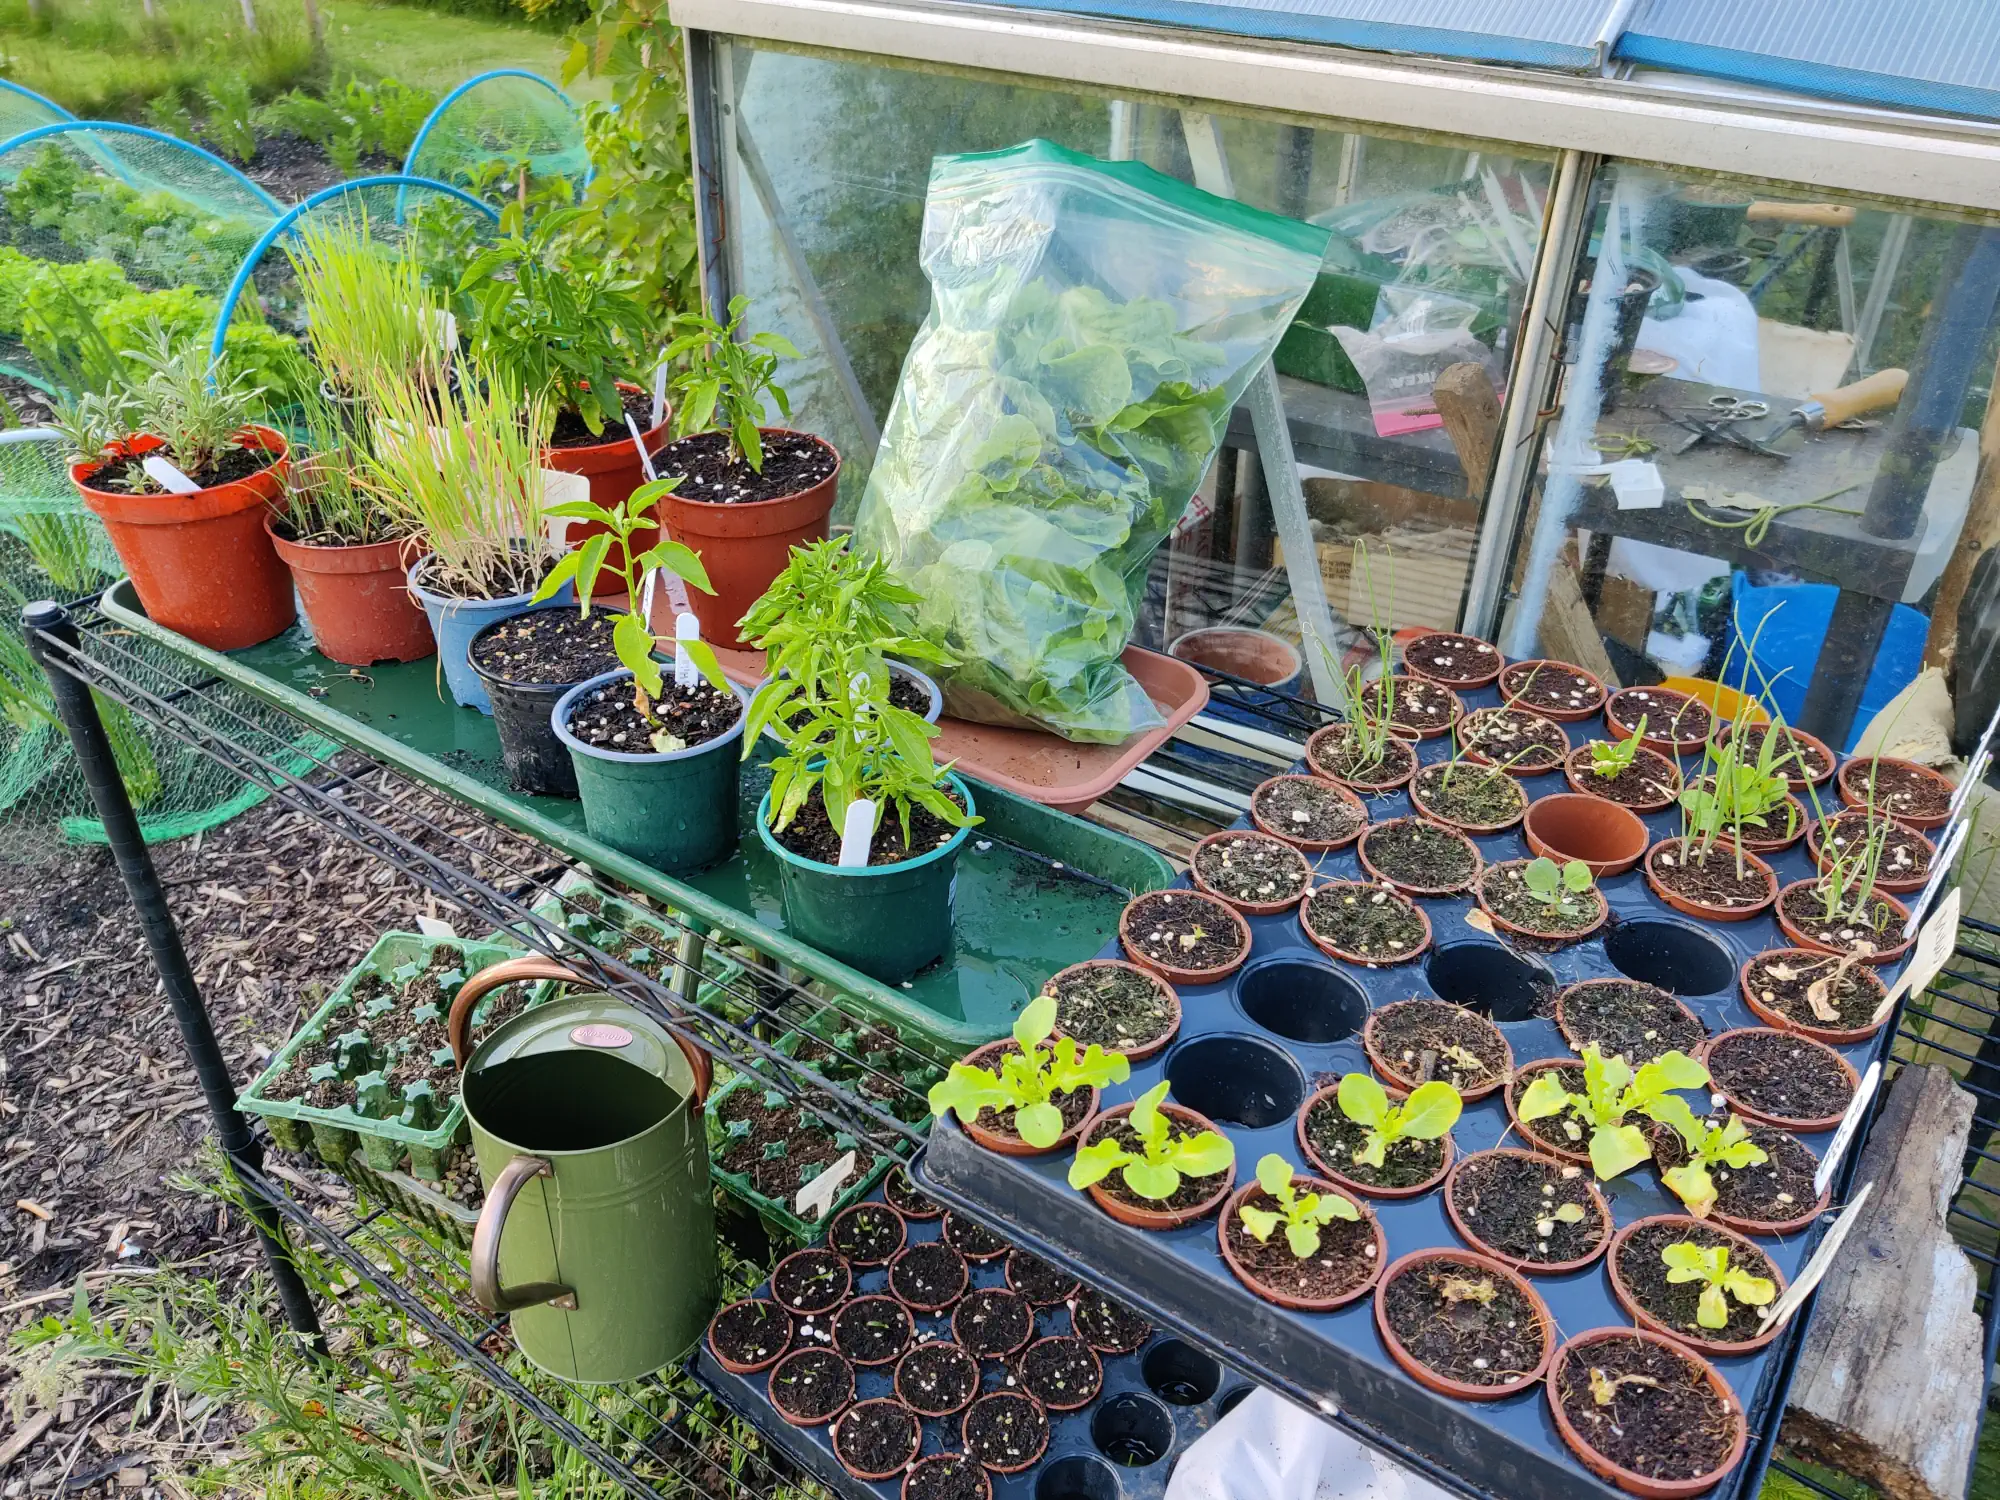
[1523, 793, 1649, 876]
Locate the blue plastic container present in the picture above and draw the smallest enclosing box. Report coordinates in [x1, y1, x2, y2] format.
[405, 554, 573, 714]
[1722, 573, 1926, 750]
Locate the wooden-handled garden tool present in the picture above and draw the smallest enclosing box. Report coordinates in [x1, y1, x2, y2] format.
[1666, 369, 1907, 459]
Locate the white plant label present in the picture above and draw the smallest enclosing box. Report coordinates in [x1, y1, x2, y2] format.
[1902, 823, 1969, 940]
[624, 414, 658, 481]
[838, 798, 877, 869]
[1763, 1181, 1873, 1334]
[639, 566, 660, 627]
[1814, 1059, 1880, 1200]
[1884, 885, 1960, 1014]
[651, 357, 669, 429]
[674, 612, 702, 690]
[415, 914, 458, 940]
[141, 455, 201, 494]
[422, 306, 457, 354]
[795, 1150, 856, 1221]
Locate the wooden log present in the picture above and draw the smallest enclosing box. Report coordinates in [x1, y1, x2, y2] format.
[1433, 362, 1504, 499]
[1923, 348, 2000, 674]
[1781, 1064, 1982, 1500]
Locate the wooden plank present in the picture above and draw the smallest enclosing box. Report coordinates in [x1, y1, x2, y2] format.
[1923, 348, 2000, 673]
[1433, 361, 1504, 499]
[1537, 541, 1622, 690]
[1781, 1064, 1983, 1500]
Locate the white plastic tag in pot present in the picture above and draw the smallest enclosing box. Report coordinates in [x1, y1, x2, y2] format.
[142, 455, 202, 494]
[540, 468, 591, 551]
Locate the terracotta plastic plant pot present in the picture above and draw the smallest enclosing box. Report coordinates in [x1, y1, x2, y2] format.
[1606, 1215, 1789, 1357]
[1298, 881, 1434, 967]
[1699, 1027, 1858, 1132]
[1523, 793, 1649, 877]
[1718, 722, 1835, 789]
[903, 1454, 991, 1500]
[1357, 818, 1483, 897]
[1563, 743, 1681, 813]
[1604, 688, 1710, 756]
[1554, 979, 1703, 1061]
[1807, 814, 1934, 895]
[1837, 755, 1957, 830]
[1504, 1062, 1590, 1166]
[1044, 959, 1181, 1063]
[1304, 724, 1416, 794]
[1643, 839, 1777, 922]
[960, 1394, 1049, 1475]
[895, 1343, 981, 1418]
[1401, 631, 1504, 689]
[1738, 949, 1890, 1045]
[1217, 1179, 1385, 1310]
[1168, 625, 1303, 693]
[831, 1400, 923, 1482]
[545, 382, 669, 596]
[1077, 1101, 1237, 1230]
[1477, 860, 1610, 943]
[268, 523, 433, 667]
[1249, 773, 1368, 852]
[705, 1298, 791, 1375]
[1546, 1329, 1748, 1499]
[1407, 764, 1527, 835]
[1362, 1003, 1512, 1103]
[1188, 829, 1313, 916]
[887, 1243, 968, 1313]
[1017, 1336, 1103, 1411]
[654, 428, 839, 648]
[1773, 878, 1913, 965]
[950, 1040, 1100, 1157]
[1500, 659, 1606, 722]
[1296, 1082, 1456, 1199]
[1373, 677, 1463, 741]
[1710, 1179, 1830, 1238]
[407, 554, 574, 714]
[769, 1348, 854, 1429]
[75, 427, 294, 651]
[1374, 1249, 1555, 1400]
[1117, 892, 1252, 985]
[1442, 1148, 1611, 1274]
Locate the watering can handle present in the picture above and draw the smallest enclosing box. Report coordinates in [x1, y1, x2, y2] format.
[447, 955, 713, 1105]
[470, 1155, 578, 1314]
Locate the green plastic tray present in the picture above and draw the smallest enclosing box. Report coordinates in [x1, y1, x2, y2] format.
[102, 579, 1172, 1051]
[525, 868, 752, 1023]
[705, 1071, 896, 1244]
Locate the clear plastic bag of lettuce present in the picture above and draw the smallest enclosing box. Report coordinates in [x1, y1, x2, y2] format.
[855, 139, 1328, 743]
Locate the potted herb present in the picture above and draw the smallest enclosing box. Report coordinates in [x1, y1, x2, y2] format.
[1459, 705, 1569, 774]
[1016, 1335, 1103, 1411]
[1249, 772, 1368, 851]
[1402, 629, 1503, 689]
[1688, 719, 1805, 853]
[1700, 1028, 1857, 1133]
[1477, 856, 1609, 942]
[1189, 828, 1312, 915]
[1718, 720, 1834, 789]
[1299, 881, 1431, 966]
[1739, 948, 1891, 1043]
[1837, 754, 1955, 829]
[653, 296, 838, 648]
[267, 391, 434, 667]
[1375, 1249, 1554, 1400]
[1652, 1119, 1827, 1235]
[1298, 1072, 1460, 1198]
[1500, 658, 1605, 721]
[1564, 725, 1681, 813]
[895, 1341, 980, 1418]
[1303, 618, 1417, 792]
[928, 993, 1130, 1157]
[60, 326, 294, 652]
[1358, 816, 1482, 896]
[768, 1346, 854, 1429]
[772, 1246, 851, 1314]
[1443, 1148, 1610, 1274]
[705, 1297, 790, 1375]
[1067, 1080, 1236, 1230]
[1649, 1109, 1768, 1219]
[1554, 978, 1706, 1067]
[1605, 685, 1712, 754]
[1510, 1043, 1708, 1180]
[1040, 959, 1181, 1062]
[960, 1390, 1049, 1474]
[1609, 1218, 1785, 1355]
[1644, 772, 1778, 921]
[1360, 997, 1511, 1101]
[286, 218, 449, 412]
[1523, 792, 1649, 876]
[832, 1297, 913, 1370]
[1219, 1153, 1382, 1310]
[1118, 888, 1253, 984]
[1546, 1329, 1747, 1497]
[831, 1399, 922, 1482]
[1774, 807, 1913, 962]
[1808, 809, 1932, 894]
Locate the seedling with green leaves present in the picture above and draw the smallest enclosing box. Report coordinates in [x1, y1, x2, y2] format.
[1336, 1073, 1462, 1169]
[1662, 1240, 1777, 1330]
[1310, 542, 1399, 779]
[1516, 1043, 1709, 1181]
[1068, 1081, 1235, 1201]
[1238, 1154, 1360, 1258]
[1523, 856, 1595, 916]
[929, 994, 1130, 1149]
[664, 293, 800, 473]
[1588, 724, 1645, 779]
[1654, 1106, 1769, 1218]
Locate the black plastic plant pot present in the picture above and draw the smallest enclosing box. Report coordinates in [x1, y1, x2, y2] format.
[468, 608, 587, 800]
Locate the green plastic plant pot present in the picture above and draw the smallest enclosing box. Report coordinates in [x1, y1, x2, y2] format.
[755, 774, 978, 984]
[552, 667, 750, 875]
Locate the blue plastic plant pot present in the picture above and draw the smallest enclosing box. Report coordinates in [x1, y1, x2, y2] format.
[552, 667, 750, 874]
[406, 554, 572, 714]
[754, 773, 976, 984]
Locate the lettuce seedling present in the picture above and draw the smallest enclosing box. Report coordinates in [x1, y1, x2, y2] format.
[1662, 1240, 1777, 1329]
[1336, 1073, 1461, 1168]
[1238, 1154, 1359, 1259]
[1523, 856, 1594, 916]
[1588, 721, 1645, 778]
[1516, 1043, 1709, 1181]
[1067, 1080, 1234, 1201]
[928, 994, 1129, 1149]
[1652, 1105, 1768, 1219]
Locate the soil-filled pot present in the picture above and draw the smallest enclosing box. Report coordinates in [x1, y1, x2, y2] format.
[1555, 978, 1706, 1066]
[895, 1341, 981, 1419]
[268, 523, 433, 666]
[1808, 811, 1934, 895]
[832, 1399, 922, 1482]
[950, 1039, 1098, 1157]
[903, 1453, 991, 1500]
[1362, 998, 1511, 1101]
[755, 773, 976, 984]
[1739, 948, 1891, 1044]
[1565, 742, 1682, 814]
[468, 607, 621, 798]
[545, 383, 669, 595]
[1699, 1027, 1857, 1132]
[1651, 1120, 1829, 1236]
[407, 554, 573, 714]
[1443, 1148, 1611, 1274]
[653, 428, 839, 648]
[1477, 859, 1609, 943]
[1016, 1335, 1104, 1410]
[1608, 1215, 1788, 1356]
[1250, 773, 1368, 852]
[1119, 888, 1252, 984]
[1189, 828, 1313, 915]
[1500, 658, 1606, 722]
[1374, 1249, 1554, 1400]
[706, 1298, 791, 1375]
[1524, 794, 1648, 877]
[1304, 723, 1417, 794]
[1718, 721, 1835, 790]
[1643, 839, 1777, 922]
[1547, 1329, 1747, 1499]
[1358, 817, 1482, 897]
[75, 427, 294, 651]
[1043, 959, 1181, 1062]
[1076, 1101, 1236, 1229]
[1604, 686, 1712, 756]
[1217, 1177, 1384, 1310]
[887, 1241, 969, 1312]
[1774, 878, 1912, 964]
[1300, 881, 1433, 967]
[1504, 1061, 1591, 1166]
[960, 1390, 1049, 1474]
[1402, 630, 1504, 690]
[555, 668, 749, 874]
[1297, 1082, 1454, 1198]
[769, 1348, 855, 1428]
[1837, 755, 1956, 830]
[1407, 761, 1527, 835]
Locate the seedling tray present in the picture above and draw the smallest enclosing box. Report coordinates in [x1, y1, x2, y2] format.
[918, 682, 1916, 1500]
[707, 1073, 898, 1242]
[693, 1177, 1242, 1500]
[103, 578, 1172, 1054]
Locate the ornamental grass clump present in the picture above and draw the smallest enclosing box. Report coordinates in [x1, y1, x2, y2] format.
[287, 217, 448, 403]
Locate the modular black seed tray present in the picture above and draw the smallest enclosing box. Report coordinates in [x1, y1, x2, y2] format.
[693, 1184, 1244, 1500]
[918, 682, 1917, 1500]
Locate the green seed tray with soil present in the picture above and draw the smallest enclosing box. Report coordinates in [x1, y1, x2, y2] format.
[100, 577, 1175, 1055]
[920, 667, 1924, 1500]
[692, 1180, 1241, 1500]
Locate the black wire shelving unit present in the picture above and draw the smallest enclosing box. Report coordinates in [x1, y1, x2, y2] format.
[20, 595, 1999, 1500]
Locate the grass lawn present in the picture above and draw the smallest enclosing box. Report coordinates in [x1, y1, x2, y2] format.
[322, 0, 609, 103]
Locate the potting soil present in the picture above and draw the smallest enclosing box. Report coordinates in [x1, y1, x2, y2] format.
[1614, 1219, 1779, 1345]
[1017, 1335, 1102, 1407]
[772, 785, 966, 867]
[565, 676, 741, 753]
[1193, 831, 1309, 905]
[1368, 999, 1508, 1091]
[1301, 883, 1427, 960]
[1558, 979, 1705, 1064]
[1221, 1190, 1377, 1301]
[1501, 661, 1604, 716]
[1301, 1101, 1445, 1190]
[1463, 707, 1568, 769]
[1742, 950, 1884, 1031]
[1405, 632, 1502, 687]
[1252, 775, 1365, 844]
[1047, 965, 1175, 1054]
[1608, 686, 1711, 746]
[1564, 744, 1678, 807]
[656, 429, 838, 505]
[1551, 1336, 1736, 1481]
[1411, 762, 1526, 827]
[1448, 1152, 1606, 1267]
[1380, 1257, 1546, 1387]
[467, 609, 618, 686]
[1706, 1030, 1854, 1122]
[1363, 818, 1479, 890]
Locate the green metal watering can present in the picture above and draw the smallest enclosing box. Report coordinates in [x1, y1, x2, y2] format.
[450, 956, 720, 1384]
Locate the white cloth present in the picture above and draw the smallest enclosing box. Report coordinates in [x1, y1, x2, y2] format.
[1633, 271, 1760, 390]
[1165, 1389, 1456, 1500]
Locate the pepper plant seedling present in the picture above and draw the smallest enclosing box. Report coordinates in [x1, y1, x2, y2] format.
[1651, 1105, 1768, 1219]
[1588, 723, 1644, 779]
[1516, 1043, 1709, 1181]
[1522, 856, 1594, 915]
[1336, 1073, 1461, 1169]
[1067, 1080, 1235, 1201]
[1662, 1240, 1777, 1329]
[929, 994, 1129, 1149]
[1237, 1153, 1359, 1259]
[663, 293, 799, 473]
